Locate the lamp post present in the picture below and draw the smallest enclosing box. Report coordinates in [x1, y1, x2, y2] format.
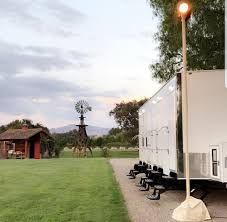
[179, 0, 190, 200]
[172, 1, 210, 221]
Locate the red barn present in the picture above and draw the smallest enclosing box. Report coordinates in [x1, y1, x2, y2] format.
[0, 125, 51, 159]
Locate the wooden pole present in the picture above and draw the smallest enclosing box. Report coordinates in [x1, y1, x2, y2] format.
[3, 141, 6, 159]
[25, 140, 28, 159]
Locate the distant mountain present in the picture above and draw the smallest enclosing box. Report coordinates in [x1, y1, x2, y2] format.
[50, 124, 110, 136]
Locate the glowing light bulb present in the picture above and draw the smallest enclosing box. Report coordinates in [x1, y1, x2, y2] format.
[178, 2, 189, 14]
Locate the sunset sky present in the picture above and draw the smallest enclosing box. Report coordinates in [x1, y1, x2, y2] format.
[0, 0, 161, 128]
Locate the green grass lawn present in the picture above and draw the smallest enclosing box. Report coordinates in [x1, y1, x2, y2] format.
[0, 159, 130, 222]
[61, 149, 139, 158]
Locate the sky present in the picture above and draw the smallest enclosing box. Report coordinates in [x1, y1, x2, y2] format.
[0, 0, 161, 129]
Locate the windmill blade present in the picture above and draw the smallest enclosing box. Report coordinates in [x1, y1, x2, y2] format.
[75, 100, 92, 114]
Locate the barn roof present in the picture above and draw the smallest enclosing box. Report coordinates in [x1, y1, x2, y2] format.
[0, 128, 45, 140]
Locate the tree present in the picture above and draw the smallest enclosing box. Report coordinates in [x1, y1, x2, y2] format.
[52, 130, 77, 156]
[0, 119, 49, 134]
[148, 0, 224, 83]
[41, 138, 55, 158]
[95, 137, 104, 148]
[108, 128, 122, 136]
[109, 99, 148, 146]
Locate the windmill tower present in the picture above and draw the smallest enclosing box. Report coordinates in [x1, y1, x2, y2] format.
[74, 100, 92, 157]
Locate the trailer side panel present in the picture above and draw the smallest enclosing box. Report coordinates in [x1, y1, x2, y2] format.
[187, 70, 227, 181]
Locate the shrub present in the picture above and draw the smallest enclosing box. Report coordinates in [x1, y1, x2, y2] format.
[100, 147, 110, 158]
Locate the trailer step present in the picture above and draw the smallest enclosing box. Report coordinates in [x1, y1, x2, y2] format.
[129, 176, 136, 179]
[141, 176, 148, 179]
[136, 176, 148, 187]
[146, 193, 160, 200]
[139, 184, 150, 191]
[145, 179, 154, 183]
[146, 185, 166, 200]
[154, 185, 165, 191]
[191, 187, 209, 200]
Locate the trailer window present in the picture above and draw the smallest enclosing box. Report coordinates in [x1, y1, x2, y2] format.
[212, 163, 218, 176]
[212, 149, 217, 162]
[212, 149, 218, 176]
[142, 137, 144, 147]
[146, 137, 148, 147]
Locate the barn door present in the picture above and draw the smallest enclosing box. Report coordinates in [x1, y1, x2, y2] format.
[210, 145, 220, 179]
[34, 141, 40, 159]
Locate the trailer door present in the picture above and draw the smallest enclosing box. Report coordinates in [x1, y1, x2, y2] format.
[210, 145, 221, 179]
[221, 143, 227, 183]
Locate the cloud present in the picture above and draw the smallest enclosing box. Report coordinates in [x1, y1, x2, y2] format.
[101, 89, 128, 98]
[44, 0, 84, 23]
[0, 75, 85, 99]
[0, 41, 90, 76]
[0, 42, 71, 75]
[0, 0, 41, 26]
[0, 73, 124, 127]
[140, 31, 154, 39]
[0, 75, 91, 128]
[70, 51, 89, 60]
[32, 98, 51, 104]
[0, 111, 59, 128]
[0, 0, 85, 37]
[0, 75, 127, 127]
[120, 30, 155, 40]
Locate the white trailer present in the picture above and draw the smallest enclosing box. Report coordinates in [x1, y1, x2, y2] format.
[139, 70, 227, 186]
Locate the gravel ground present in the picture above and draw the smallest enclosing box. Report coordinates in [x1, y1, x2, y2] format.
[110, 158, 227, 222]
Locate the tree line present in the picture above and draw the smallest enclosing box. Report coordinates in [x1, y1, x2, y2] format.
[148, 0, 224, 83]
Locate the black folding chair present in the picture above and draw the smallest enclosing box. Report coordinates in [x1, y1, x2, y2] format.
[129, 162, 148, 179]
[126, 160, 142, 177]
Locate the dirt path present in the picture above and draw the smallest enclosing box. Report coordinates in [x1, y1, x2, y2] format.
[110, 158, 227, 222]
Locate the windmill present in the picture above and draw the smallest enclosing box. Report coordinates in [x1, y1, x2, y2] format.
[75, 100, 92, 126]
[73, 100, 92, 157]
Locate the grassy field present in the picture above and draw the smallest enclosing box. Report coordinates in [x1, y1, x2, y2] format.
[61, 149, 139, 158]
[0, 159, 130, 222]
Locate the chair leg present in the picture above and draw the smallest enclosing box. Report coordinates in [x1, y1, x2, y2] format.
[146, 188, 160, 200]
[140, 178, 143, 184]
[127, 170, 134, 176]
[142, 179, 146, 187]
[136, 180, 142, 187]
[129, 171, 135, 179]
[139, 183, 149, 191]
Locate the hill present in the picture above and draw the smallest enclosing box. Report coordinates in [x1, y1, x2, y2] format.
[50, 124, 110, 136]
